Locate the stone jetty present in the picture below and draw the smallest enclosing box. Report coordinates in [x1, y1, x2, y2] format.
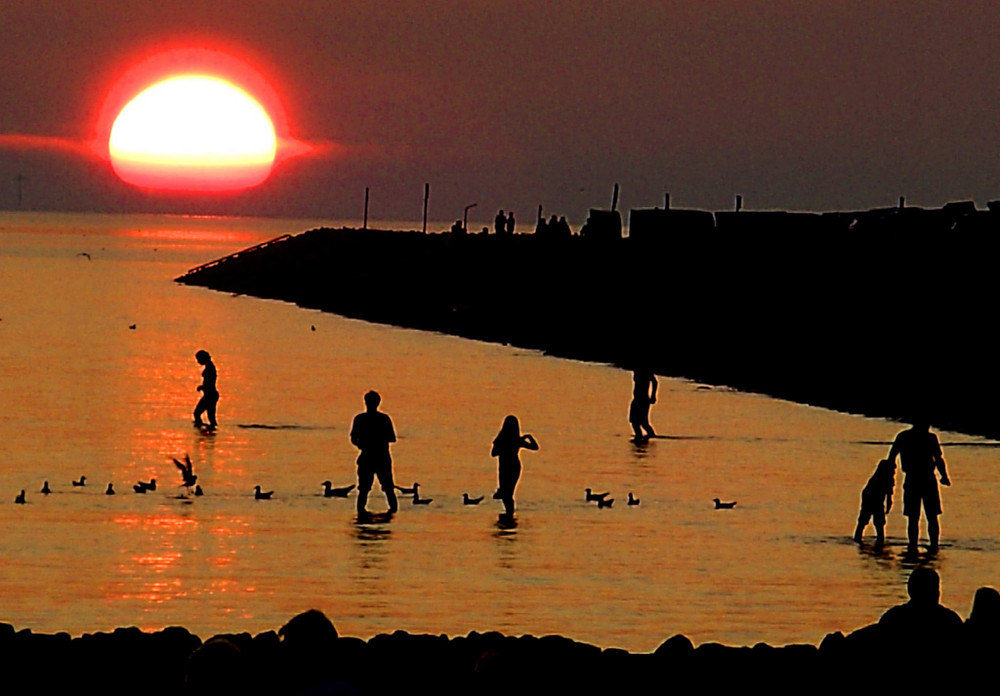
[177, 200, 1000, 439]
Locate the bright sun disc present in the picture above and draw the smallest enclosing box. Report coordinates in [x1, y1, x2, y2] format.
[109, 75, 277, 191]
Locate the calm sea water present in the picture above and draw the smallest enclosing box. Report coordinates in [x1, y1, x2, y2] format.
[0, 211, 997, 652]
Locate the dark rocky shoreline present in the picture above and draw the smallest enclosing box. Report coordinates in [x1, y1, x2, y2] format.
[176, 201, 1000, 439]
[1, 611, 987, 694]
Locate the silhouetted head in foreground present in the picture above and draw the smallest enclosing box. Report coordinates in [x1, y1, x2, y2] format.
[364, 390, 381, 412]
[969, 587, 1000, 626]
[907, 567, 941, 605]
[185, 637, 246, 694]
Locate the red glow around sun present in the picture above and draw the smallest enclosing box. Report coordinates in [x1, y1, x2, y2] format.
[96, 48, 308, 192]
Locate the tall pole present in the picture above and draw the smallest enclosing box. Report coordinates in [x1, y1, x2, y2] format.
[611, 183, 619, 212]
[363, 187, 369, 230]
[423, 183, 430, 234]
[463, 203, 477, 233]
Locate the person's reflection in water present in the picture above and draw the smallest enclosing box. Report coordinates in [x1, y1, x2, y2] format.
[193, 350, 219, 429]
[491, 415, 538, 521]
[629, 368, 658, 441]
[886, 419, 951, 551]
[350, 390, 398, 517]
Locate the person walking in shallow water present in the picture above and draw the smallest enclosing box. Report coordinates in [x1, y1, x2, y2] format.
[350, 391, 398, 515]
[854, 458, 895, 546]
[629, 368, 658, 441]
[491, 415, 538, 517]
[886, 420, 950, 551]
[193, 350, 218, 429]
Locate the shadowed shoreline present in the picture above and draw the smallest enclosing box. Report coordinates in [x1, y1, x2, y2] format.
[176, 200, 1000, 440]
[0, 612, 991, 694]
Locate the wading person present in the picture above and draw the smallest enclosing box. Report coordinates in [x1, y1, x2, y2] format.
[491, 415, 538, 517]
[350, 391, 398, 516]
[193, 350, 219, 429]
[854, 459, 896, 546]
[629, 368, 658, 441]
[886, 420, 951, 551]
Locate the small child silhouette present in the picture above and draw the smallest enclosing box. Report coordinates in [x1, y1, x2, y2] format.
[854, 458, 896, 546]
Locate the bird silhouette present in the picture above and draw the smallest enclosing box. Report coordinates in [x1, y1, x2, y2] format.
[254, 485, 273, 500]
[173, 455, 197, 489]
[194, 485, 204, 496]
[321, 481, 355, 498]
[463, 493, 484, 505]
[72, 476, 86, 487]
[412, 491, 433, 505]
[598, 497, 615, 508]
[41, 481, 51, 495]
[627, 492, 640, 506]
[713, 498, 737, 509]
[395, 482, 419, 496]
[106, 483, 115, 495]
[134, 478, 156, 493]
[586, 488, 609, 502]
[14, 490, 26, 504]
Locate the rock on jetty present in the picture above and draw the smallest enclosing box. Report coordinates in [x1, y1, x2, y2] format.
[177, 200, 1000, 439]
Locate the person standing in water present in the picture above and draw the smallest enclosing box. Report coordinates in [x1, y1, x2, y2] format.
[491, 415, 538, 517]
[886, 419, 951, 551]
[350, 391, 398, 515]
[193, 350, 219, 429]
[629, 368, 658, 441]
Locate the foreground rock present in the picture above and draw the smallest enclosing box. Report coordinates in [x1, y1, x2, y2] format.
[1, 613, 993, 694]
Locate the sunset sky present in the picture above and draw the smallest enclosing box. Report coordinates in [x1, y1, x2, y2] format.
[2, 1, 999, 223]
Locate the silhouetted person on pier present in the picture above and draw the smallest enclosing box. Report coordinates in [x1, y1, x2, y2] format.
[854, 459, 896, 546]
[193, 350, 218, 428]
[351, 391, 398, 515]
[629, 368, 658, 441]
[505, 211, 515, 235]
[495, 209, 506, 235]
[886, 420, 950, 551]
[491, 415, 538, 517]
[535, 213, 547, 236]
[556, 215, 572, 237]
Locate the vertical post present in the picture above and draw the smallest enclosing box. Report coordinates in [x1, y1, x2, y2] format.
[735, 195, 743, 212]
[611, 183, 620, 212]
[898, 196, 905, 210]
[423, 183, 430, 234]
[664, 192, 670, 210]
[363, 187, 370, 230]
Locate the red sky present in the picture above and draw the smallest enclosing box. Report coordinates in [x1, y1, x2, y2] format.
[2, 1, 999, 223]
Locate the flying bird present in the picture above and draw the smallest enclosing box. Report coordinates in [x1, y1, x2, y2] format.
[173, 455, 197, 490]
[463, 493, 484, 505]
[254, 485, 273, 500]
[321, 481, 355, 498]
[586, 488, 609, 502]
[713, 498, 737, 509]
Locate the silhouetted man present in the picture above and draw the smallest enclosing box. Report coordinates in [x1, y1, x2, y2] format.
[629, 368, 658, 441]
[350, 391, 398, 515]
[494, 209, 505, 235]
[505, 210, 515, 235]
[887, 420, 950, 550]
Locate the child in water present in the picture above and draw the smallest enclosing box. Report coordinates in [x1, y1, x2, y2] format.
[193, 350, 219, 429]
[854, 459, 896, 545]
[491, 415, 538, 517]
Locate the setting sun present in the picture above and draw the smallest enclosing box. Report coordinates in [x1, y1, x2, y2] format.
[108, 75, 277, 191]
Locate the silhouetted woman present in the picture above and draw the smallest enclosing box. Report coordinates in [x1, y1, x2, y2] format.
[193, 350, 219, 429]
[491, 415, 538, 516]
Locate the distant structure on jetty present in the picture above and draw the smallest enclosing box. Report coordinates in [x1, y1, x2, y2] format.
[178, 197, 1000, 438]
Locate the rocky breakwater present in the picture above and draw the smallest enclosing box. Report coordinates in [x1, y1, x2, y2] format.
[177, 201, 1000, 439]
[2, 609, 992, 694]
